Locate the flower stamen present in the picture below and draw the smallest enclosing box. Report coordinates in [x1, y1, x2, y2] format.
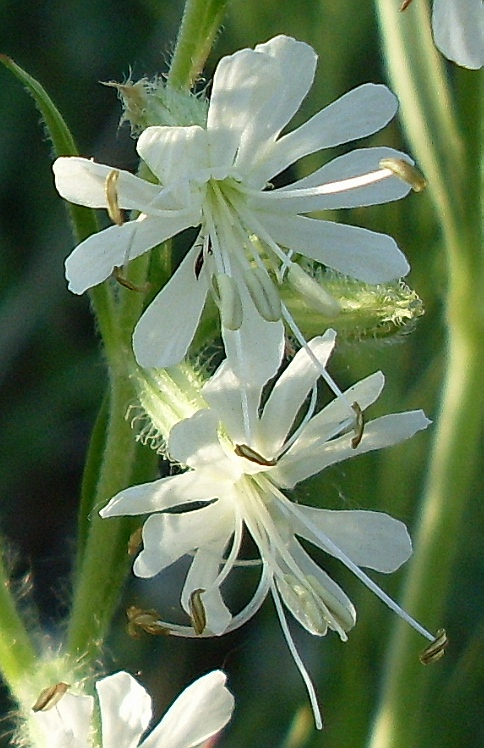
[351, 401, 365, 449]
[234, 443, 278, 466]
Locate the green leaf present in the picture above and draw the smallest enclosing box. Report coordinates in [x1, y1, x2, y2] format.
[0, 55, 98, 242]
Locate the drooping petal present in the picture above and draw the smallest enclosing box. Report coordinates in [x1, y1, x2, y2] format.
[432, 0, 484, 69]
[234, 36, 318, 182]
[133, 243, 209, 368]
[96, 672, 152, 748]
[181, 542, 233, 635]
[222, 279, 285, 387]
[251, 83, 398, 185]
[275, 538, 356, 639]
[65, 212, 195, 294]
[258, 331, 336, 454]
[133, 501, 234, 578]
[257, 147, 413, 213]
[293, 508, 412, 572]
[257, 212, 410, 282]
[53, 157, 162, 211]
[99, 470, 222, 518]
[275, 409, 431, 488]
[137, 125, 210, 190]
[140, 671, 234, 748]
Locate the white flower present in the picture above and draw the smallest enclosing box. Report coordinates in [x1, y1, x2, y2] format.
[54, 35, 414, 384]
[31, 670, 234, 748]
[432, 0, 483, 69]
[101, 330, 431, 728]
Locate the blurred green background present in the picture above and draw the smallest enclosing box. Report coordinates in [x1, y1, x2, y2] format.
[0, 1, 482, 746]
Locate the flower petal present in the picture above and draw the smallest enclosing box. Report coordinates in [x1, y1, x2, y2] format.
[252, 83, 398, 185]
[257, 212, 410, 282]
[99, 470, 222, 518]
[168, 410, 234, 473]
[137, 126, 210, 189]
[181, 543, 233, 635]
[276, 409, 430, 488]
[235, 36, 318, 181]
[258, 331, 336, 454]
[432, 0, 484, 69]
[222, 279, 285, 387]
[96, 672, 152, 748]
[53, 157, 162, 211]
[202, 360, 261, 447]
[65, 212, 194, 294]
[133, 242, 209, 368]
[134, 501, 234, 578]
[258, 147, 413, 213]
[140, 671, 234, 748]
[294, 508, 412, 572]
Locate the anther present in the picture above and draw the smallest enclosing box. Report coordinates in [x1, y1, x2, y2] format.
[351, 402, 365, 449]
[127, 527, 143, 556]
[287, 263, 341, 318]
[112, 266, 151, 292]
[105, 169, 124, 226]
[212, 273, 243, 330]
[126, 605, 170, 637]
[32, 682, 70, 712]
[379, 158, 427, 192]
[400, 0, 414, 10]
[419, 628, 448, 664]
[235, 443, 277, 466]
[189, 589, 207, 635]
[243, 266, 282, 322]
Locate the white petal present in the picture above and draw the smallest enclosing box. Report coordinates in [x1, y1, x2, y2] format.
[222, 280, 285, 387]
[65, 212, 194, 294]
[137, 126, 210, 187]
[96, 672, 152, 748]
[168, 410, 233, 473]
[53, 157, 162, 211]
[276, 409, 430, 488]
[258, 331, 336, 453]
[258, 212, 410, 282]
[207, 47, 281, 171]
[134, 501, 234, 578]
[276, 538, 356, 638]
[99, 470, 222, 518]
[235, 36, 318, 180]
[202, 360, 261, 446]
[294, 508, 412, 572]
[32, 692, 93, 748]
[433, 0, 484, 69]
[140, 671, 234, 748]
[251, 83, 398, 184]
[133, 243, 209, 368]
[259, 147, 413, 213]
[181, 543, 233, 635]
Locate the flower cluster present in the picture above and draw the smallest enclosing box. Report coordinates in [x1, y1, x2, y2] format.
[52, 33, 442, 736]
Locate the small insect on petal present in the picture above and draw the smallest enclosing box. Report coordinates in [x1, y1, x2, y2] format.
[126, 605, 170, 638]
[32, 682, 70, 712]
[419, 628, 448, 665]
[379, 158, 427, 193]
[105, 169, 124, 226]
[351, 402, 365, 449]
[234, 443, 278, 466]
[189, 589, 207, 635]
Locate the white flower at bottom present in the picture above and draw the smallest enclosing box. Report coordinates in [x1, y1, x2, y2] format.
[432, 0, 483, 69]
[101, 331, 432, 728]
[31, 670, 234, 748]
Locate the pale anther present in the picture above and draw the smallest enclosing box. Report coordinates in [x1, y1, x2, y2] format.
[234, 443, 277, 466]
[243, 266, 282, 322]
[105, 169, 124, 226]
[287, 263, 341, 318]
[32, 682, 70, 712]
[379, 158, 427, 192]
[212, 273, 243, 330]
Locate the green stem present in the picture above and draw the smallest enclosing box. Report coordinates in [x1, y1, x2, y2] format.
[368, 3, 484, 746]
[168, 0, 231, 89]
[0, 546, 37, 700]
